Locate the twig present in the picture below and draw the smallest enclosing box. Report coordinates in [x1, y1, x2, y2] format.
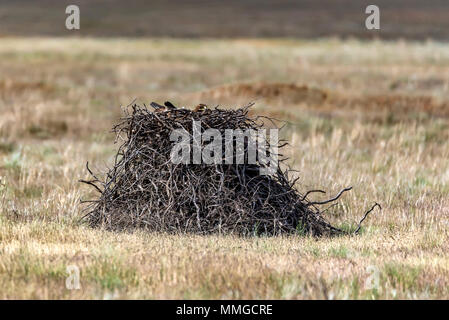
[301, 189, 326, 201]
[355, 203, 381, 234]
[307, 187, 353, 206]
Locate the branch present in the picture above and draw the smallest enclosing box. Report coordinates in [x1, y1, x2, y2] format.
[355, 203, 381, 234]
[307, 187, 352, 206]
[301, 189, 326, 201]
[79, 179, 103, 193]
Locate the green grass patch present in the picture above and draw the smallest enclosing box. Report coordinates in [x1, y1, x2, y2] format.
[383, 263, 422, 290]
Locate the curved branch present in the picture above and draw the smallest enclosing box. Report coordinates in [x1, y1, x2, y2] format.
[307, 187, 352, 206]
[301, 189, 326, 201]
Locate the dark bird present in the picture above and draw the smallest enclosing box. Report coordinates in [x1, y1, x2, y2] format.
[150, 102, 165, 110]
[150, 101, 178, 113]
[164, 101, 177, 110]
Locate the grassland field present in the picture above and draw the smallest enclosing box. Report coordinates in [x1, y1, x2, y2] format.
[0, 37, 448, 299]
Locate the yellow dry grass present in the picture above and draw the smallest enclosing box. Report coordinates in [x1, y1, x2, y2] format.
[0, 38, 448, 299]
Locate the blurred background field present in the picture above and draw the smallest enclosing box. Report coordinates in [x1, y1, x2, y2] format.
[0, 1, 448, 299]
[1, 0, 449, 40]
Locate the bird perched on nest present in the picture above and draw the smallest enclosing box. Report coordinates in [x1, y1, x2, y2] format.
[150, 101, 178, 112]
[194, 103, 209, 112]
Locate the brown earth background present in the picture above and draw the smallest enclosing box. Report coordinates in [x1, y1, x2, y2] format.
[0, 0, 448, 40]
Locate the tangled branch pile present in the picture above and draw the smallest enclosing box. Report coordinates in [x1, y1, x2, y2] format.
[81, 103, 348, 236]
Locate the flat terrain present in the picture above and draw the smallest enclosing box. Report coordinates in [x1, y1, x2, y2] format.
[0, 38, 448, 299]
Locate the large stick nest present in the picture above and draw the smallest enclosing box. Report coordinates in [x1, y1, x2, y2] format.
[81, 102, 348, 236]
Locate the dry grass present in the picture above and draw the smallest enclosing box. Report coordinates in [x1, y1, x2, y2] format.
[0, 38, 448, 299]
